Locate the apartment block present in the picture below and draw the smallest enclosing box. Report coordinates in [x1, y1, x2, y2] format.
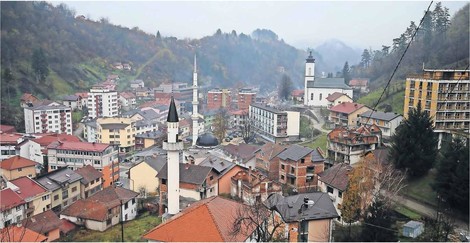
[96, 117, 136, 153]
[404, 69, 469, 134]
[328, 102, 371, 128]
[237, 88, 256, 110]
[24, 101, 72, 135]
[249, 104, 300, 143]
[207, 89, 231, 110]
[47, 141, 119, 188]
[87, 85, 119, 119]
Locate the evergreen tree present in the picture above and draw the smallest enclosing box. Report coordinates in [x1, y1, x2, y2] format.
[278, 74, 293, 101]
[389, 102, 438, 177]
[360, 200, 397, 242]
[434, 137, 469, 213]
[342, 61, 351, 84]
[361, 49, 371, 68]
[31, 47, 49, 83]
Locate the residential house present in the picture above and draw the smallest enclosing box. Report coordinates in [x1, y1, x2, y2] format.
[0, 133, 22, 160]
[154, 82, 193, 104]
[0, 225, 47, 242]
[278, 145, 325, 192]
[75, 92, 88, 108]
[23, 210, 62, 242]
[229, 109, 249, 128]
[221, 143, 260, 168]
[60, 187, 139, 231]
[128, 155, 166, 195]
[328, 102, 371, 128]
[325, 92, 353, 108]
[349, 78, 369, 93]
[0, 125, 16, 133]
[0, 188, 28, 228]
[198, 155, 243, 195]
[291, 89, 304, 102]
[327, 125, 382, 165]
[317, 163, 353, 221]
[75, 165, 103, 199]
[121, 109, 160, 135]
[47, 141, 119, 188]
[230, 168, 282, 204]
[0, 156, 38, 180]
[83, 119, 98, 143]
[24, 101, 73, 135]
[135, 87, 153, 100]
[130, 79, 144, 89]
[20, 93, 40, 108]
[179, 118, 191, 139]
[143, 196, 259, 242]
[60, 95, 82, 110]
[255, 142, 287, 180]
[158, 163, 218, 201]
[118, 92, 137, 110]
[9, 177, 51, 217]
[134, 130, 164, 150]
[359, 110, 403, 138]
[35, 167, 82, 213]
[265, 192, 339, 242]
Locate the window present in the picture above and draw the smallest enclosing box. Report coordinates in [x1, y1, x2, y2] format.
[17, 168, 22, 172]
[15, 206, 22, 212]
[124, 202, 129, 209]
[42, 195, 50, 201]
[338, 191, 343, 198]
[281, 164, 285, 170]
[210, 175, 214, 181]
[162, 179, 167, 185]
[72, 186, 77, 192]
[132, 198, 135, 204]
[299, 220, 309, 242]
[54, 195, 59, 201]
[319, 93, 322, 101]
[310, 93, 313, 100]
[301, 159, 305, 164]
[106, 218, 112, 226]
[327, 186, 334, 194]
[290, 167, 295, 174]
[94, 160, 100, 165]
[281, 175, 285, 180]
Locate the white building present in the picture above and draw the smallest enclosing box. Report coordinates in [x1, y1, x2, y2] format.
[359, 111, 404, 138]
[87, 85, 118, 119]
[249, 104, 300, 143]
[24, 101, 72, 135]
[0, 188, 28, 229]
[303, 52, 353, 107]
[83, 119, 98, 143]
[0, 133, 22, 160]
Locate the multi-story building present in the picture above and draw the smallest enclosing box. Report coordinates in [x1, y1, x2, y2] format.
[0, 156, 37, 180]
[328, 102, 371, 128]
[87, 85, 119, 119]
[0, 133, 22, 160]
[359, 111, 403, 138]
[327, 125, 382, 165]
[277, 145, 325, 192]
[75, 165, 103, 199]
[35, 167, 82, 213]
[9, 176, 51, 217]
[0, 188, 28, 228]
[46, 141, 119, 188]
[207, 89, 231, 110]
[237, 88, 256, 110]
[230, 109, 249, 128]
[154, 82, 193, 103]
[24, 101, 72, 135]
[249, 103, 300, 143]
[230, 168, 282, 204]
[96, 117, 136, 153]
[404, 69, 469, 139]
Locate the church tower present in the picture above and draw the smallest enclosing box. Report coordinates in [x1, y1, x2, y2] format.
[192, 55, 199, 146]
[163, 97, 183, 215]
[304, 51, 315, 106]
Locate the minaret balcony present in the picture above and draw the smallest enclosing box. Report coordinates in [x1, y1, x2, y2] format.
[163, 140, 183, 151]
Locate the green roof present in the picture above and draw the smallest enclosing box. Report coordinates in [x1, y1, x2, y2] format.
[307, 78, 352, 89]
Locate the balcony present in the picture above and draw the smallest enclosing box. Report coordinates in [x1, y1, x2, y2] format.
[162, 140, 184, 151]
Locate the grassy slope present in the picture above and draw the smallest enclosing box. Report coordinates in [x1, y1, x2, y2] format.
[358, 82, 405, 115]
[302, 132, 328, 152]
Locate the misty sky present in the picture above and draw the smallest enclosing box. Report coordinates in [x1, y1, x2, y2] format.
[56, 1, 467, 50]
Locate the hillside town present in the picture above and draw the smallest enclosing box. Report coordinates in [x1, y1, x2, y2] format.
[1, 51, 469, 242]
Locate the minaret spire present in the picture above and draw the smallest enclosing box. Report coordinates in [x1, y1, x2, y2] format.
[192, 54, 200, 146]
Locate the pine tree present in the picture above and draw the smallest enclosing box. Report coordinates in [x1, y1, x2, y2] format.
[31, 47, 49, 83]
[361, 49, 371, 68]
[278, 74, 293, 101]
[389, 102, 438, 177]
[342, 61, 351, 84]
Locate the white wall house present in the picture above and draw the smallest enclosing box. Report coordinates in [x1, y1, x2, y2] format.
[359, 111, 404, 138]
[17, 140, 43, 165]
[24, 102, 72, 135]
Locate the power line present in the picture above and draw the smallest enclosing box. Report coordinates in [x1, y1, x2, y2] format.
[364, 0, 434, 126]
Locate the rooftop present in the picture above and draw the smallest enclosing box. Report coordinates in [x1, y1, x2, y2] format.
[359, 110, 403, 122]
[47, 141, 111, 152]
[0, 156, 38, 170]
[35, 167, 82, 191]
[0, 188, 26, 212]
[75, 165, 103, 184]
[0, 225, 47, 242]
[326, 92, 351, 102]
[0, 133, 22, 145]
[10, 176, 48, 200]
[277, 144, 314, 162]
[250, 103, 286, 114]
[307, 78, 352, 89]
[318, 163, 353, 191]
[329, 102, 367, 114]
[32, 134, 81, 146]
[24, 210, 62, 235]
[222, 143, 260, 162]
[158, 163, 213, 185]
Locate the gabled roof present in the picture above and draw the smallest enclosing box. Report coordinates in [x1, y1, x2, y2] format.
[20, 93, 39, 102]
[61, 95, 80, 101]
[258, 142, 287, 161]
[329, 102, 367, 114]
[0, 133, 22, 145]
[120, 91, 136, 99]
[35, 168, 82, 191]
[277, 144, 313, 161]
[0, 225, 47, 242]
[33, 134, 81, 147]
[222, 144, 260, 162]
[10, 177, 47, 200]
[75, 165, 103, 184]
[0, 188, 26, 212]
[307, 78, 351, 89]
[265, 192, 339, 222]
[130, 155, 167, 173]
[326, 92, 351, 102]
[199, 156, 234, 174]
[47, 141, 111, 152]
[311, 147, 326, 162]
[359, 110, 403, 121]
[0, 156, 38, 170]
[143, 196, 255, 242]
[24, 210, 62, 235]
[318, 163, 353, 191]
[291, 89, 304, 97]
[0, 125, 16, 133]
[158, 163, 213, 185]
[349, 79, 369, 86]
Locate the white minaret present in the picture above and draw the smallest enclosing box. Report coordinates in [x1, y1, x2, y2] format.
[192, 54, 200, 146]
[163, 97, 183, 215]
[304, 51, 315, 106]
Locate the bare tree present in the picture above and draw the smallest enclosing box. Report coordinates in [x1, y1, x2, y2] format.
[373, 162, 407, 207]
[231, 200, 287, 242]
[213, 108, 229, 142]
[240, 118, 255, 144]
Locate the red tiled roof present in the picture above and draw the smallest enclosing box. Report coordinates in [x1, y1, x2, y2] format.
[120, 92, 136, 99]
[47, 141, 111, 152]
[291, 89, 304, 97]
[326, 92, 350, 102]
[0, 125, 16, 133]
[20, 93, 39, 102]
[33, 134, 81, 147]
[349, 79, 368, 86]
[75, 92, 88, 98]
[230, 109, 248, 116]
[24, 210, 62, 235]
[143, 196, 255, 242]
[329, 102, 366, 114]
[0, 133, 22, 145]
[0, 225, 47, 242]
[0, 188, 26, 212]
[179, 119, 191, 127]
[59, 219, 76, 234]
[0, 155, 38, 170]
[10, 177, 47, 199]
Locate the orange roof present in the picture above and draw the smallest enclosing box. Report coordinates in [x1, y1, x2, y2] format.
[230, 109, 248, 116]
[120, 92, 136, 99]
[0, 225, 47, 242]
[0, 125, 16, 133]
[0, 156, 38, 170]
[0, 133, 22, 145]
[349, 79, 368, 86]
[20, 93, 39, 102]
[291, 89, 304, 97]
[326, 92, 350, 102]
[75, 92, 88, 98]
[329, 102, 366, 114]
[47, 141, 111, 152]
[33, 134, 81, 147]
[143, 196, 255, 242]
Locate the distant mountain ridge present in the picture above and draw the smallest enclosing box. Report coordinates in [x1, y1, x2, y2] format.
[315, 39, 362, 73]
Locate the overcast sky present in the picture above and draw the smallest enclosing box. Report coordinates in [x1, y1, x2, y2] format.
[55, 1, 468, 50]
